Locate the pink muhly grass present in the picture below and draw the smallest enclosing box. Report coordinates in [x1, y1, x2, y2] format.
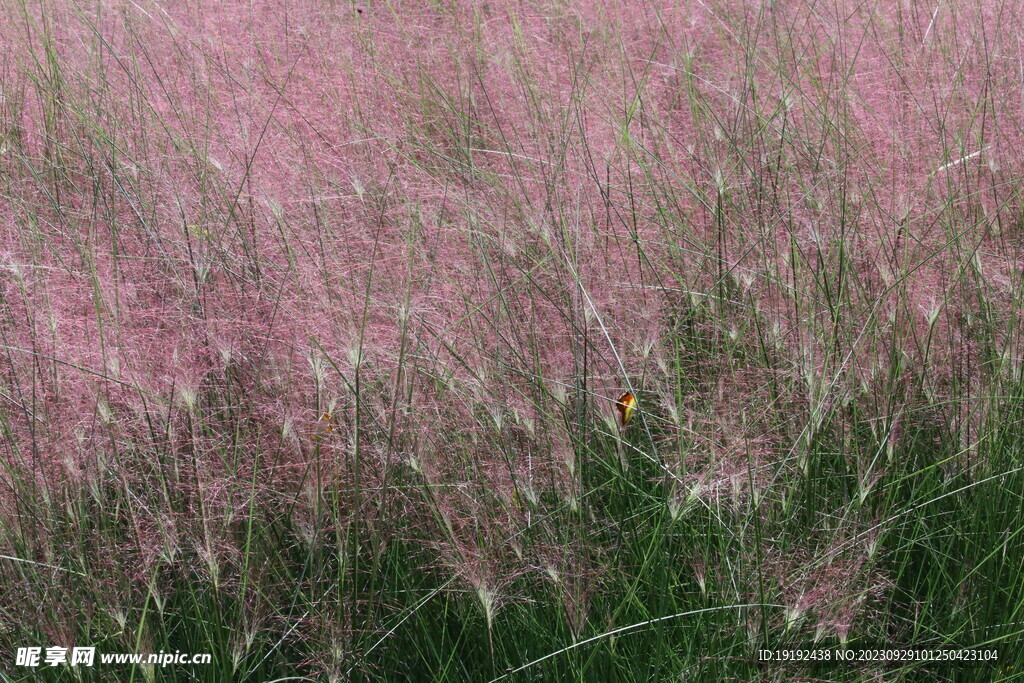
[0, 0, 1021, 676]
[770, 534, 891, 643]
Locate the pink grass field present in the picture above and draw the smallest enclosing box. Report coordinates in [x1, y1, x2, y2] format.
[2, 0, 1024, 678]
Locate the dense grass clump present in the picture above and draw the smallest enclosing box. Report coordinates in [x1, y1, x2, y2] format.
[1, 0, 1023, 680]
